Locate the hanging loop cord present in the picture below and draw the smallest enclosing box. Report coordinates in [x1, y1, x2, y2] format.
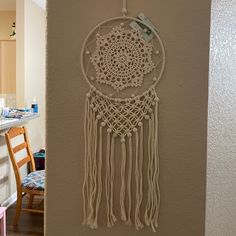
[121, 0, 128, 16]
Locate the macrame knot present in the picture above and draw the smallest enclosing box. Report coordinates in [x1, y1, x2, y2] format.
[133, 127, 138, 133]
[120, 137, 126, 143]
[121, 7, 127, 16]
[138, 122, 143, 127]
[145, 115, 150, 120]
[96, 115, 102, 120]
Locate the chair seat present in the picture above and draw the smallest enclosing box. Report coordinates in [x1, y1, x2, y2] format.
[22, 170, 45, 191]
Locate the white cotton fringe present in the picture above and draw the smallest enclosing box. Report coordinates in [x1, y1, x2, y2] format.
[82, 97, 160, 232]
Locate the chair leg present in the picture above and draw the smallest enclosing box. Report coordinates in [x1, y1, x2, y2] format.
[3, 210, 6, 236]
[0, 208, 6, 236]
[13, 192, 22, 226]
[38, 198, 44, 209]
[28, 194, 34, 209]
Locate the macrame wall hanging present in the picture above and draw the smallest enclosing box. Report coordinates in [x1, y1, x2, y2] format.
[81, 0, 165, 232]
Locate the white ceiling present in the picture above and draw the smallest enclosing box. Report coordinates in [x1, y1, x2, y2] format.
[0, 0, 16, 11]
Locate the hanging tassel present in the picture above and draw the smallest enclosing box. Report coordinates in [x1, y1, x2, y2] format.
[105, 126, 112, 227]
[83, 96, 99, 228]
[86, 106, 94, 226]
[153, 103, 161, 229]
[83, 90, 161, 231]
[82, 98, 90, 225]
[84, 99, 94, 226]
[134, 128, 139, 229]
[110, 133, 117, 225]
[134, 124, 144, 230]
[94, 121, 103, 227]
[105, 127, 117, 227]
[145, 102, 161, 233]
[88, 111, 98, 228]
[134, 127, 139, 226]
[138, 122, 144, 228]
[144, 115, 153, 226]
[126, 133, 133, 225]
[120, 136, 127, 222]
[150, 111, 157, 232]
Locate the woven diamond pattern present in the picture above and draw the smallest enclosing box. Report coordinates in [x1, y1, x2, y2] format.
[88, 89, 159, 137]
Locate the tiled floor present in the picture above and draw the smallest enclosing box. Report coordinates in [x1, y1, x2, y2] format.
[6, 195, 44, 236]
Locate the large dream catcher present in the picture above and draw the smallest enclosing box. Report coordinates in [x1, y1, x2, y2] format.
[81, 0, 165, 232]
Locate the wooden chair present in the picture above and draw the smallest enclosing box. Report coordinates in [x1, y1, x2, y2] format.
[5, 126, 45, 226]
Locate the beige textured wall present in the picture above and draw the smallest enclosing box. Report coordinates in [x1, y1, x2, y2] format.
[16, 0, 25, 107]
[46, 1, 211, 235]
[206, 0, 236, 235]
[24, 0, 46, 150]
[17, 0, 46, 148]
[16, 0, 46, 150]
[0, 11, 15, 40]
[0, 0, 16, 11]
[0, 41, 16, 94]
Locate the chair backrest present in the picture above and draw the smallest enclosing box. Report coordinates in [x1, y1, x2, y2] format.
[5, 127, 36, 190]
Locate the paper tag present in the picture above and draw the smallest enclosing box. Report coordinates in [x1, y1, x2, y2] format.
[130, 13, 159, 42]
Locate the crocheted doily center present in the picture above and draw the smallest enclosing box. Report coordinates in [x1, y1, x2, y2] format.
[106, 40, 140, 77]
[91, 26, 155, 91]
